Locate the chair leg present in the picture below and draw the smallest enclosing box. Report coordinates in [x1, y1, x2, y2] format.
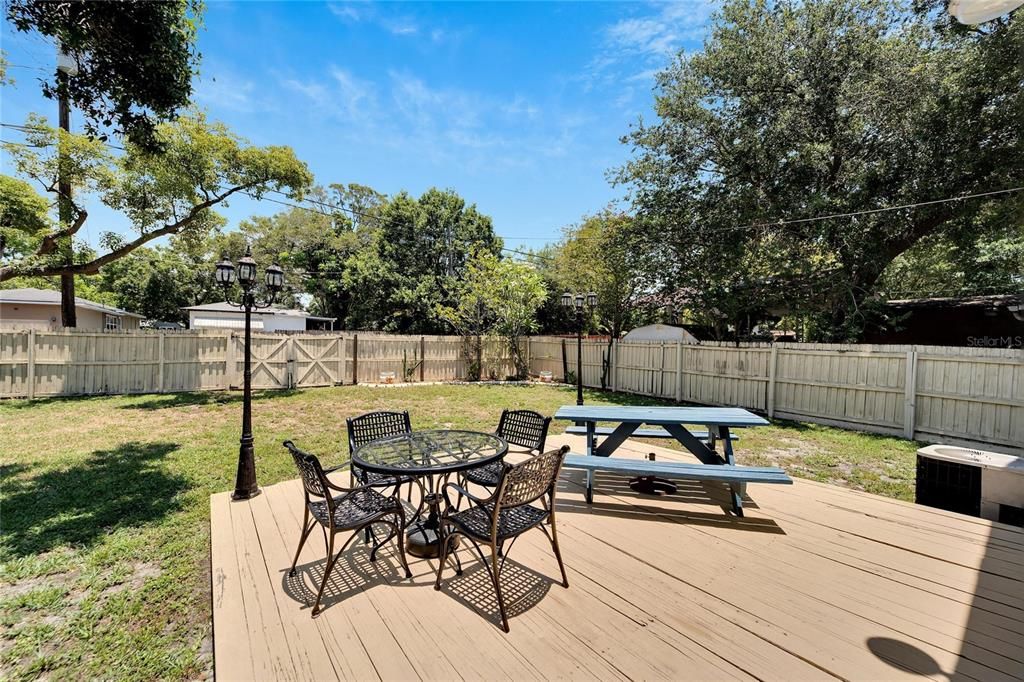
[311, 533, 336, 617]
[548, 520, 569, 588]
[289, 508, 315, 577]
[488, 542, 510, 632]
[394, 515, 413, 579]
[368, 521, 398, 562]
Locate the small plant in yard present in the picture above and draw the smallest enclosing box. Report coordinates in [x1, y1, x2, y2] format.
[0, 384, 920, 680]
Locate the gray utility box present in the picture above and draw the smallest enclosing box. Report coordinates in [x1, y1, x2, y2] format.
[916, 444, 1024, 526]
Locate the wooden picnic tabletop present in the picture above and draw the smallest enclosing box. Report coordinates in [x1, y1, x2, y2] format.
[553, 405, 769, 427]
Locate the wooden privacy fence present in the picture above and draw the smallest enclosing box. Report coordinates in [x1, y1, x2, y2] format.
[2, 329, 1021, 453]
[528, 337, 1024, 454]
[0, 330, 521, 398]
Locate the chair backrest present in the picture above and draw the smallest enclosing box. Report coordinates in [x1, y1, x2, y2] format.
[496, 445, 570, 511]
[346, 410, 412, 455]
[496, 409, 551, 453]
[283, 440, 331, 503]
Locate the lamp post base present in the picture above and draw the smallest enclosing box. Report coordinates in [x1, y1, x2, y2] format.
[231, 487, 262, 501]
[232, 437, 260, 501]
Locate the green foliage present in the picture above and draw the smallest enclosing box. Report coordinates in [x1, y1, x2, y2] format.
[0, 113, 313, 286]
[551, 209, 650, 339]
[0, 175, 51, 262]
[6, 0, 203, 149]
[879, 223, 1024, 298]
[343, 188, 502, 332]
[616, 0, 1024, 341]
[439, 251, 546, 378]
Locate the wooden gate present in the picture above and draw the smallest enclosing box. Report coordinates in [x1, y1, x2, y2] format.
[292, 335, 345, 388]
[230, 334, 291, 389]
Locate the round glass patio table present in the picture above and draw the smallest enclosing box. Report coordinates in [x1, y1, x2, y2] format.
[353, 430, 508, 558]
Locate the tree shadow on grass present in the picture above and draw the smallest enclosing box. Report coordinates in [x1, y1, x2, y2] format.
[117, 389, 302, 411]
[0, 442, 188, 558]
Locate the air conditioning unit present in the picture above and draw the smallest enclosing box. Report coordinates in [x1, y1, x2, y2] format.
[916, 445, 1024, 526]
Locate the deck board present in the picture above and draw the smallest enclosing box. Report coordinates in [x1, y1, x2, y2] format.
[211, 434, 1024, 681]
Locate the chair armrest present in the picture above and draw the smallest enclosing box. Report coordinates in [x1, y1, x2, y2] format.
[441, 481, 495, 512]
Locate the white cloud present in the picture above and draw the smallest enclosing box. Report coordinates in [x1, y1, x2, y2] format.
[278, 64, 586, 172]
[326, 3, 425, 38]
[583, 1, 713, 100]
[606, 1, 713, 56]
[193, 69, 257, 113]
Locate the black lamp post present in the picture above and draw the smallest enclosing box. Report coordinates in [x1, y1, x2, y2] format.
[215, 245, 284, 500]
[560, 291, 597, 406]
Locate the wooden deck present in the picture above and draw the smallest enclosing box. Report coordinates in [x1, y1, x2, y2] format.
[210, 435, 1024, 681]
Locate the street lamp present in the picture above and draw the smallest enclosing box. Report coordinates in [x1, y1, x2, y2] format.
[560, 291, 597, 406]
[216, 245, 284, 500]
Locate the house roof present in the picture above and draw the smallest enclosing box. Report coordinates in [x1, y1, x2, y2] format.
[182, 301, 335, 321]
[0, 288, 145, 318]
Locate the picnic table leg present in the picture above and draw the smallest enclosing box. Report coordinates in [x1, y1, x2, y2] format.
[720, 426, 744, 516]
[585, 421, 595, 504]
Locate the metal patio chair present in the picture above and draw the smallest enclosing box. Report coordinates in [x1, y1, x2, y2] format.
[434, 444, 571, 632]
[284, 440, 411, 617]
[462, 409, 551, 490]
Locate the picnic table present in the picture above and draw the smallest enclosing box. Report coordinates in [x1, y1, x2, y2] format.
[554, 405, 787, 515]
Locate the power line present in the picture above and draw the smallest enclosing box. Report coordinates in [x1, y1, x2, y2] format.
[3, 63, 49, 73]
[4, 119, 1021, 240]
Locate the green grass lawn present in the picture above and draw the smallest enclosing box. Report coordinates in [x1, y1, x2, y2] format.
[0, 383, 920, 680]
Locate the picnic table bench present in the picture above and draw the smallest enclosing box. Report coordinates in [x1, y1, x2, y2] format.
[554, 405, 791, 516]
[564, 425, 739, 444]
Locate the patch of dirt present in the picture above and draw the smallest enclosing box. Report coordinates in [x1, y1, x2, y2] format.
[1, 569, 81, 600]
[101, 561, 162, 597]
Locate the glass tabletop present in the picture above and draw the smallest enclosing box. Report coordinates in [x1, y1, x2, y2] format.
[352, 429, 508, 476]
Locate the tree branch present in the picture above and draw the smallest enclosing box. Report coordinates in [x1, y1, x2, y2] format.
[0, 182, 261, 282]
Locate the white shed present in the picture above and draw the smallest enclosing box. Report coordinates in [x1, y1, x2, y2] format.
[183, 302, 335, 332]
[621, 324, 700, 344]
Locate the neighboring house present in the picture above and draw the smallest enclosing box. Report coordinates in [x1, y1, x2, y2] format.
[0, 288, 144, 331]
[864, 294, 1024, 347]
[622, 323, 702, 344]
[183, 302, 336, 332]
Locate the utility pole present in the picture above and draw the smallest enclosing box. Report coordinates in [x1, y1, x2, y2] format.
[57, 48, 77, 328]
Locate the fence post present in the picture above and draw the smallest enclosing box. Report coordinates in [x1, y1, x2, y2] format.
[337, 335, 345, 385]
[352, 334, 359, 385]
[26, 329, 35, 400]
[659, 342, 666, 397]
[904, 350, 918, 440]
[524, 336, 531, 377]
[226, 333, 236, 389]
[767, 345, 778, 418]
[420, 336, 426, 382]
[609, 339, 617, 393]
[158, 332, 166, 393]
[286, 336, 296, 389]
[675, 342, 683, 403]
[561, 338, 568, 382]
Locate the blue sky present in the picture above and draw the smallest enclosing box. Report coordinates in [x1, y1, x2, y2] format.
[1, 1, 712, 251]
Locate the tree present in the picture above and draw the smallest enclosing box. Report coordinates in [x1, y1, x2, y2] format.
[0, 113, 313, 285]
[553, 210, 650, 341]
[238, 184, 382, 321]
[343, 188, 502, 332]
[878, 223, 1024, 299]
[486, 256, 547, 379]
[439, 251, 546, 380]
[616, 0, 1024, 341]
[0, 175, 51, 263]
[6, 0, 202, 148]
